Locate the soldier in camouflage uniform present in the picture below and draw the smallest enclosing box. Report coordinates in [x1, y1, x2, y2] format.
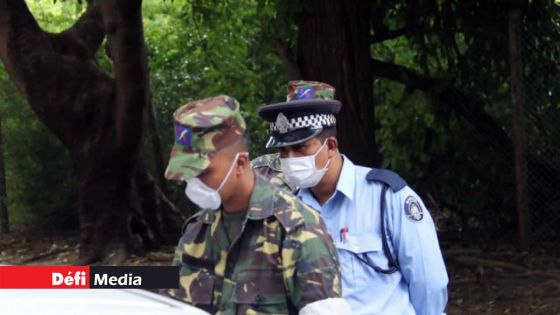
[164, 95, 352, 315]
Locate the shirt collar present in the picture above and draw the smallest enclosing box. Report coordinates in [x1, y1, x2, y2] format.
[297, 154, 355, 203]
[336, 155, 355, 201]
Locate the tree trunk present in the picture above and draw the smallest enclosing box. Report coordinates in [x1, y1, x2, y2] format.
[508, 8, 529, 249]
[0, 115, 9, 234]
[146, 92, 168, 195]
[296, 0, 376, 167]
[0, 0, 183, 263]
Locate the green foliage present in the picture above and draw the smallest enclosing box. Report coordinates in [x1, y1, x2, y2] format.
[0, 0, 287, 230]
[0, 72, 78, 233]
[28, 0, 85, 31]
[142, 0, 286, 168]
[371, 1, 560, 234]
[2, 0, 558, 239]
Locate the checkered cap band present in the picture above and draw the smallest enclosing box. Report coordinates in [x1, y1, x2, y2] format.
[270, 113, 336, 134]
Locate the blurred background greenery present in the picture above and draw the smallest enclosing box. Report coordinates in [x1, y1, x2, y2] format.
[0, 0, 558, 247]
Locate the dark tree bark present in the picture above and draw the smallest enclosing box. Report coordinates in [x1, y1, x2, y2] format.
[275, 40, 302, 80]
[296, 0, 377, 167]
[508, 8, 529, 249]
[0, 0, 184, 263]
[0, 115, 9, 234]
[146, 93, 168, 195]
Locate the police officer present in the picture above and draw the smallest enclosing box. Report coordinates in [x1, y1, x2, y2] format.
[163, 95, 352, 315]
[254, 81, 449, 315]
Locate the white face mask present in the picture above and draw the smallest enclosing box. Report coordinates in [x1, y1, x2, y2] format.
[185, 153, 242, 210]
[280, 141, 330, 189]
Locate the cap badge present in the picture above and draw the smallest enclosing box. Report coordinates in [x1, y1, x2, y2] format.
[295, 86, 315, 99]
[175, 124, 192, 147]
[275, 112, 290, 134]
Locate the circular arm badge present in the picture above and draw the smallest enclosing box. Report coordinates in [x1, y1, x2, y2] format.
[404, 196, 423, 222]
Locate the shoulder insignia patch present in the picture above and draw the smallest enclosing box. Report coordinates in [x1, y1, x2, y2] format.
[404, 196, 423, 222]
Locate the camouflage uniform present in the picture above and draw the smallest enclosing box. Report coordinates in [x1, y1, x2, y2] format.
[163, 95, 344, 315]
[167, 174, 341, 314]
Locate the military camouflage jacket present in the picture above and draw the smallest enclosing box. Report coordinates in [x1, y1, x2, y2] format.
[168, 174, 342, 315]
[251, 153, 294, 192]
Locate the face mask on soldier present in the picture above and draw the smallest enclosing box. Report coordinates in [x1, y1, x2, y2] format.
[185, 152, 244, 210]
[280, 140, 330, 188]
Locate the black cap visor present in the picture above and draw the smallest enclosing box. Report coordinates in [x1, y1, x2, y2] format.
[265, 127, 323, 148]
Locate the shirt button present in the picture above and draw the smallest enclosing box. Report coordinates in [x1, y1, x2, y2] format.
[290, 240, 301, 249]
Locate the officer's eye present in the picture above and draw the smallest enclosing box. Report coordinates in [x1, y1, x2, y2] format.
[292, 144, 303, 152]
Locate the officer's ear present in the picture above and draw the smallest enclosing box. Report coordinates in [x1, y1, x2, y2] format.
[326, 137, 338, 158]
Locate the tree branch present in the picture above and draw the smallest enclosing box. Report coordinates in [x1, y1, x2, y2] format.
[372, 57, 560, 190]
[371, 58, 514, 151]
[100, 0, 149, 155]
[50, 5, 105, 61]
[275, 39, 302, 80]
[0, 0, 45, 92]
[371, 58, 438, 90]
[0, 0, 115, 147]
[371, 27, 407, 44]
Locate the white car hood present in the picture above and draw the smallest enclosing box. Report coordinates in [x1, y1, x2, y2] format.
[0, 289, 209, 315]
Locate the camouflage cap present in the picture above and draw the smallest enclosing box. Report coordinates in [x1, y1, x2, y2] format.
[258, 81, 341, 148]
[164, 95, 246, 181]
[285, 80, 335, 102]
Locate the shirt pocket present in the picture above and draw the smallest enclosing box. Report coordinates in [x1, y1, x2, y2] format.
[232, 269, 290, 314]
[180, 253, 217, 309]
[335, 234, 388, 285]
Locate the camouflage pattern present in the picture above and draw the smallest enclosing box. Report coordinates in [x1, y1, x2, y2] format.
[165, 95, 246, 181]
[251, 153, 294, 192]
[286, 80, 335, 101]
[166, 174, 341, 314]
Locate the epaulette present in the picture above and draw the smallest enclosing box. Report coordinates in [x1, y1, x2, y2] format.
[251, 153, 282, 171]
[366, 168, 407, 192]
[273, 190, 305, 233]
[250, 156, 269, 168]
[182, 209, 213, 233]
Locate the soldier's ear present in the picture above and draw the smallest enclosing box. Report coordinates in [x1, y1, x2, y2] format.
[236, 152, 249, 175]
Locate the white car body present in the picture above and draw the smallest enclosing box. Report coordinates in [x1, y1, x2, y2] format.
[0, 288, 209, 315]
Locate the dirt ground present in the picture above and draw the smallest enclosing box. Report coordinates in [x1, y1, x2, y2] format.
[1, 232, 559, 315]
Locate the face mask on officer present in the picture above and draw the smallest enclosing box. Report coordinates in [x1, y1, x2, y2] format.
[280, 140, 330, 188]
[185, 152, 245, 210]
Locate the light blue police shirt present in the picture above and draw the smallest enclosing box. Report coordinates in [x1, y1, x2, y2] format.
[297, 156, 448, 315]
